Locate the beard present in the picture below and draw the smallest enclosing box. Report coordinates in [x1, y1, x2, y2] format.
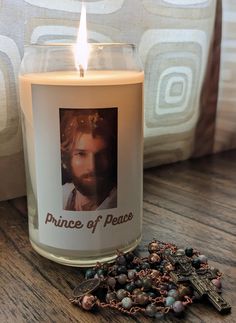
[71, 171, 113, 198]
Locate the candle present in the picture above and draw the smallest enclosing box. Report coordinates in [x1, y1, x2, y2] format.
[19, 6, 144, 266]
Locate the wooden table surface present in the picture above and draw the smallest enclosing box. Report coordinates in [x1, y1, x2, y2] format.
[0, 150, 235, 323]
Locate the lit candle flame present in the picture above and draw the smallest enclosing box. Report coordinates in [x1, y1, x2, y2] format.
[74, 2, 89, 77]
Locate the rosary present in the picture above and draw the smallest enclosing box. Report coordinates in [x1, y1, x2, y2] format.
[70, 240, 231, 319]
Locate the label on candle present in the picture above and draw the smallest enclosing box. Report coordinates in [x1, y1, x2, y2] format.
[30, 83, 143, 251]
[60, 107, 118, 212]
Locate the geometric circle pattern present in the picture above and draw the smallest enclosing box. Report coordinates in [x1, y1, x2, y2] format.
[24, 0, 126, 14]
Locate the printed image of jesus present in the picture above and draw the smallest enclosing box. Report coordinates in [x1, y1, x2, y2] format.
[60, 108, 117, 211]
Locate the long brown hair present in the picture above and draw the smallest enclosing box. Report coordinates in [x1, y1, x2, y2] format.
[60, 108, 117, 185]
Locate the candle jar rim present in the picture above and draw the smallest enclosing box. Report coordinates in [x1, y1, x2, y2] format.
[20, 42, 143, 74]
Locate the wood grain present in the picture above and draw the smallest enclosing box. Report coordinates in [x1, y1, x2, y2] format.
[1, 150, 236, 323]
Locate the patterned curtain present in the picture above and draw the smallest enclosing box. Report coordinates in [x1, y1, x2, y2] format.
[0, 0, 235, 201]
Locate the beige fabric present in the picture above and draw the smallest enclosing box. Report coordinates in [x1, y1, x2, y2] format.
[214, 0, 236, 152]
[0, 0, 235, 200]
[0, 1, 25, 200]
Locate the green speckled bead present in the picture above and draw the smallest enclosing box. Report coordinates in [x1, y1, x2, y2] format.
[121, 297, 133, 309]
[117, 289, 128, 300]
[127, 269, 137, 280]
[117, 274, 128, 285]
[145, 304, 157, 317]
[85, 269, 96, 279]
[125, 282, 136, 292]
[185, 247, 193, 257]
[135, 279, 142, 288]
[168, 289, 179, 299]
[165, 296, 175, 306]
[106, 291, 117, 303]
[142, 277, 153, 291]
[192, 258, 201, 269]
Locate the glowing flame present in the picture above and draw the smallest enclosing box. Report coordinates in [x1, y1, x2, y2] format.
[74, 2, 89, 76]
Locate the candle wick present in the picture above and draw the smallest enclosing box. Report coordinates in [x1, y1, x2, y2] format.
[79, 65, 85, 78]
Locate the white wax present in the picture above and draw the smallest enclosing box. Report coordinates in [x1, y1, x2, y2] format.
[20, 70, 144, 86]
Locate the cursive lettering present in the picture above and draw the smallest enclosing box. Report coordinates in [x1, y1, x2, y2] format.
[45, 213, 84, 229]
[103, 212, 133, 227]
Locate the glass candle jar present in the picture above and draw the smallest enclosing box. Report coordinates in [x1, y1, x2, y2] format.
[19, 43, 144, 266]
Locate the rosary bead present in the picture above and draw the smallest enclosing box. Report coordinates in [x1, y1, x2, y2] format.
[121, 297, 133, 309]
[198, 254, 208, 264]
[158, 283, 168, 292]
[135, 265, 141, 272]
[116, 255, 126, 266]
[142, 277, 153, 291]
[128, 269, 137, 280]
[178, 285, 191, 298]
[185, 247, 193, 257]
[126, 263, 134, 270]
[132, 288, 142, 296]
[176, 249, 185, 256]
[145, 304, 157, 317]
[117, 274, 128, 285]
[109, 264, 118, 276]
[168, 283, 177, 290]
[172, 301, 185, 313]
[168, 289, 179, 299]
[147, 291, 156, 298]
[148, 241, 159, 253]
[81, 294, 97, 311]
[150, 269, 160, 279]
[164, 262, 174, 272]
[107, 277, 116, 289]
[117, 289, 129, 300]
[125, 252, 135, 263]
[77, 241, 225, 319]
[106, 291, 117, 303]
[117, 265, 128, 275]
[125, 282, 136, 292]
[136, 292, 149, 305]
[96, 268, 105, 277]
[148, 253, 161, 264]
[211, 278, 222, 289]
[141, 262, 151, 270]
[192, 258, 201, 269]
[135, 279, 143, 288]
[85, 269, 96, 279]
[165, 296, 175, 307]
